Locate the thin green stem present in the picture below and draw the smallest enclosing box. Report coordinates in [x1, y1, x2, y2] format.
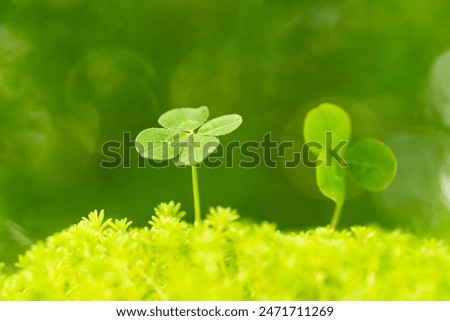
[191, 165, 201, 223]
[330, 203, 342, 229]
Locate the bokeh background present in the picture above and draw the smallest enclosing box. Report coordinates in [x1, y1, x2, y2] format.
[0, 0, 449, 265]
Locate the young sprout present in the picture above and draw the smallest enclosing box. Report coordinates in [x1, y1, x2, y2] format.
[135, 106, 242, 223]
[304, 103, 397, 229]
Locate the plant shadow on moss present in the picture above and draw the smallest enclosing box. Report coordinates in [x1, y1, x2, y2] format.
[1, 202, 450, 300]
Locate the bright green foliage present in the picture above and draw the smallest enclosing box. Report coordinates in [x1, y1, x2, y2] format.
[2, 204, 450, 300]
[304, 103, 397, 228]
[135, 106, 242, 165]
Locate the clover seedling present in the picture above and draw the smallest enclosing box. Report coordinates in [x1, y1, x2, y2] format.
[304, 103, 397, 229]
[135, 106, 242, 223]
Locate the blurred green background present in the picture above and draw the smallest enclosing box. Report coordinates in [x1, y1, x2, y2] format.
[0, 0, 449, 265]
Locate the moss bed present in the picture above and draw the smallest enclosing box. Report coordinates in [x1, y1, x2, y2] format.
[1, 202, 450, 300]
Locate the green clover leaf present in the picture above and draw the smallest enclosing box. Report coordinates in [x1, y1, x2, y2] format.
[198, 114, 243, 136]
[135, 128, 179, 160]
[158, 106, 209, 131]
[304, 103, 351, 156]
[316, 150, 347, 207]
[177, 133, 220, 166]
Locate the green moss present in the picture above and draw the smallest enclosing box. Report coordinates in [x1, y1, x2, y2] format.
[1, 202, 450, 300]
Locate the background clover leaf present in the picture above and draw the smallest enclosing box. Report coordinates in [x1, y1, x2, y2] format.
[347, 138, 397, 192]
[304, 102, 351, 156]
[303, 103, 397, 229]
[158, 106, 209, 131]
[316, 150, 347, 207]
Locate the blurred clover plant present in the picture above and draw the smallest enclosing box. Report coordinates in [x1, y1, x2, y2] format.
[135, 106, 242, 223]
[304, 103, 397, 229]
